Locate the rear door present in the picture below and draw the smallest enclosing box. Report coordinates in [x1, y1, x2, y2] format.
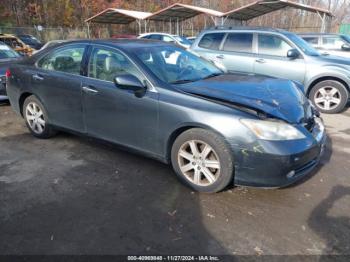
[218, 32, 256, 73]
[254, 33, 306, 84]
[30, 44, 87, 131]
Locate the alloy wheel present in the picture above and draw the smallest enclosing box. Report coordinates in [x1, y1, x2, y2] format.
[26, 102, 46, 134]
[177, 140, 221, 186]
[314, 86, 341, 111]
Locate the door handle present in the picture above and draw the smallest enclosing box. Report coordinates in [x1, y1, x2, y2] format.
[82, 86, 98, 94]
[255, 58, 266, 64]
[32, 74, 44, 81]
[216, 55, 224, 59]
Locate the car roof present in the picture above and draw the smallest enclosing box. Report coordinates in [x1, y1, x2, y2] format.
[44, 38, 172, 50]
[299, 33, 345, 36]
[140, 32, 176, 36]
[0, 34, 17, 38]
[201, 26, 290, 34]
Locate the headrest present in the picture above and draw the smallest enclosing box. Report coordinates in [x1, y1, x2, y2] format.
[54, 56, 75, 70]
[105, 55, 121, 71]
[96, 54, 108, 67]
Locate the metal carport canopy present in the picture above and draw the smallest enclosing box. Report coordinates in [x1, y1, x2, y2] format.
[145, 3, 223, 22]
[85, 8, 152, 24]
[222, 0, 333, 21]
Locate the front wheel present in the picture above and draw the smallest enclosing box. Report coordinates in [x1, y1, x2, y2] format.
[23, 95, 57, 138]
[309, 80, 349, 114]
[171, 128, 234, 193]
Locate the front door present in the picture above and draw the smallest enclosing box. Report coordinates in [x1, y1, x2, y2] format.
[30, 44, 87, 131]
[254, 34, 306, 84]
[82, 46, 159, 153]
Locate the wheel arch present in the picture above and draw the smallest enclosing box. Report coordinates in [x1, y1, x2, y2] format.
[165, 123, 230, 163]
[19, 92, 33, 116]
[306, 76, 350, 97]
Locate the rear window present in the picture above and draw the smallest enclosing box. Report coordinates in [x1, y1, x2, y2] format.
[302, 37, 319, 45]
[148, 35, 162, 40]
[198, 33, 225, 50]
[223, 33, 253, 53]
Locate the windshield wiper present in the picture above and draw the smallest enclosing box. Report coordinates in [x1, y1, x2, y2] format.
[170, 79, 197, 84]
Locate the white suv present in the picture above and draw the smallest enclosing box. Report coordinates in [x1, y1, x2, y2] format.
[138, 33, 191, 49]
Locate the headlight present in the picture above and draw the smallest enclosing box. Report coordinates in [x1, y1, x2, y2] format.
[240, 119, 306, 140]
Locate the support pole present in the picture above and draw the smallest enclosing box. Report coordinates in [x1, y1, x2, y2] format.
[86, 22, 90, 39]
[191, 18, 194, 36]
[137, 20, 141, 35]
[177, 17, 179, 35]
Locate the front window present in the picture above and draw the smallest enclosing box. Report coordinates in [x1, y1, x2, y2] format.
[198, 33, 225, 50]
[38, 45, 85, 75]
[258, 34, 293, 57]
[134, 45, 222, 84]
[223, 33, 253, 53]
[0, 44, 20, 59]
[88, 47, 143, 82]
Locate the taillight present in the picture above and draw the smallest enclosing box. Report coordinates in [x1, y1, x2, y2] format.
[5, 69, 11, 78]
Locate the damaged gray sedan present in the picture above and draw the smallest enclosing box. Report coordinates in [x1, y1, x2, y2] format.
[6, 40, 326, 192]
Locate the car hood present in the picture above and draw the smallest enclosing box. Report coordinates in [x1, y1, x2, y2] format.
[175, 73, 312, 124]
[315, 54, 350, 66]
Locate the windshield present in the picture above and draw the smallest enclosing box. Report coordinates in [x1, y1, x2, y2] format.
[341, 35, 350, 43]
[173, 36, 192, 46]
[286, 33, 320, 56]
[134, 45, 222, 84]
[19, 35, 41, 45]
[0, 44, 20, 59]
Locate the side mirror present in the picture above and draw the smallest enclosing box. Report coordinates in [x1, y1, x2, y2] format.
[287, 49, 300, 59]
[115, 74, 146, 97]
[341, 43, 350, 51]
[114, 74, 146, 95]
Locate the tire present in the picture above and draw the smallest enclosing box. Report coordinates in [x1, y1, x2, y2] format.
[309, 80, 349, 114]
[171, 128, 234, 193]
[23, 95, 57, 139]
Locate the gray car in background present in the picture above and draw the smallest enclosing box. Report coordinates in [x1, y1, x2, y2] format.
[0, 42, 21, 99]
[191, 27, 350, 114]
[300, 33, 350, 58]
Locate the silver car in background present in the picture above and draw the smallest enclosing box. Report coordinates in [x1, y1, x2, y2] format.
[138, 33, 192, 49]
[191, 27, 350, 114]
[300, 33, 350, 58]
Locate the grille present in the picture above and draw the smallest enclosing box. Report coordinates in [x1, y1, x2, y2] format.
[295, 158, 317, 175]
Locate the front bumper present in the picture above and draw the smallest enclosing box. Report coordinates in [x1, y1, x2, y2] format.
[233, 117, 326, 188]
[0, 76, 7, 97]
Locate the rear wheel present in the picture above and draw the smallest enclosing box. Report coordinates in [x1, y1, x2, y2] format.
[309, 80, 348, 114]
[171, 128, 234, 193]
[23, 95, 57, 138]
